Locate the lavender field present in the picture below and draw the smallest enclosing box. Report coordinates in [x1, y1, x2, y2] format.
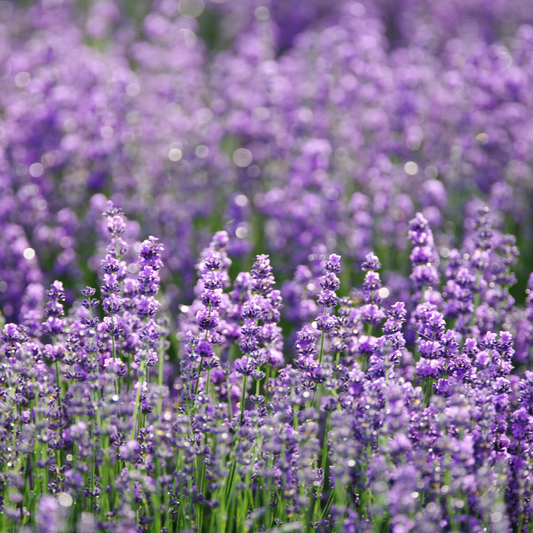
[2, 0, 533, 531]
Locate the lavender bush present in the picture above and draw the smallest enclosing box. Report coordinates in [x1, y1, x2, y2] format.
[1, 202, 532, 532]
[2, 0, 533, 531]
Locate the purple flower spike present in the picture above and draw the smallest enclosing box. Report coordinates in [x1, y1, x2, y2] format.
[408, 213, 440, 299]
[325, 254, 341, 274]
[362, 252, 381, 272]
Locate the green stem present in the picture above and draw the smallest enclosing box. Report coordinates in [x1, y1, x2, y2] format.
[226, 374, 234, 421]
[194, 358, 204, 397]
[240, 376, 247, 424]
[321, 412, 331, 476]
[362, 323, 372, 371]
[321, 490, 335, 520]
[424, 377, 433, 406]
[318, 331, 325, 365]
[131, 361, 146, 440]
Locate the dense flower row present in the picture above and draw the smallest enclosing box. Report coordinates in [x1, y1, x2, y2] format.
[0, 203, 532, 532]
[2, 0, 533, 531]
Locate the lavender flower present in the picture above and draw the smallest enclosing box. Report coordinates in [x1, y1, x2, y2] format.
[2, 2, 533, 531]
[408, 212, 440, 302]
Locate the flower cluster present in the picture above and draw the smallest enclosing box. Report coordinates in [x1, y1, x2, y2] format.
[1, 207, 533, 531]
[2, 0, 533, 531]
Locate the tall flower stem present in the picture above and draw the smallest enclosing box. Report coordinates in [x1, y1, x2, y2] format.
[131, 361, 146, 440]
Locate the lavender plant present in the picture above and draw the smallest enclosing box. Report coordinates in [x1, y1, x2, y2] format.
[3, 0, 533, 531]
[0, 204, 532, 532]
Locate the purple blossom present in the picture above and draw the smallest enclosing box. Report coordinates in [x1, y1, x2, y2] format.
[2, 2, 533, 531]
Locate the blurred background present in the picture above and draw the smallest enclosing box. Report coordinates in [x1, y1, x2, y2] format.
[1, 0, 533, 329]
